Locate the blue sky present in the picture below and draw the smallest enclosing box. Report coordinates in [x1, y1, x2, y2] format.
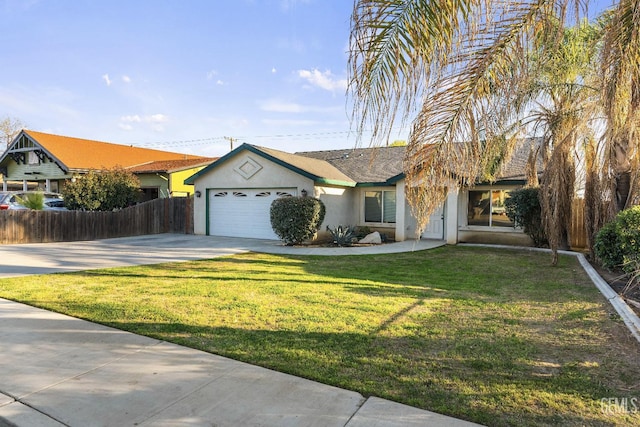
[1, 0, 369, 157]
[0, 0, 616, 158]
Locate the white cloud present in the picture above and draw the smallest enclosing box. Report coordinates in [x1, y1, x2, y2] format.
[206, 70, 218, 80]
[118, 114, 168, 132]
[259, 99, 342, 114]
[261, 118, 320, 127]
[120, 115, 142, 123]
[297, 69, 347, 92]
[148, 114, 168, 123]
[272, 67, 277, 74]
[279, 0, 311, 12]
[102, 74, 112, 86]
[216, 80, 225, 86]
[259, 100, 304, 113]
[122, 75, 132, 83]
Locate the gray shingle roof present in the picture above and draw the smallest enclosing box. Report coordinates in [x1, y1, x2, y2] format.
[295, 146, 406, 184]
[186, 140, 541, 187]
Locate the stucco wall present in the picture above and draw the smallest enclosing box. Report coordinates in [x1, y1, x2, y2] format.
[169, 167, 204, 196]
[314, 185, 357, 240]
[137, 174, 168, 197]
[192, 152, 315, 235]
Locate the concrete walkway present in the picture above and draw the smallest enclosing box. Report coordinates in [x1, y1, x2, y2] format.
[0, 235, 480, 427]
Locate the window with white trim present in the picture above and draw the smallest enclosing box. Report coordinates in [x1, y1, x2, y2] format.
[365, 190, 396, 223]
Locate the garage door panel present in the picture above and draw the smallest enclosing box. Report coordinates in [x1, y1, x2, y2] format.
[209, 189, 295, 239]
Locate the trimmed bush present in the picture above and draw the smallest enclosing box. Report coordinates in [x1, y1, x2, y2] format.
[595, 206, 640, 272]
[504, 187, 547, 247]
[270, 196, 326, 245]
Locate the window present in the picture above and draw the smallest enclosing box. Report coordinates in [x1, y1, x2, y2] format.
[28, 151, 39, 165]
[365, 190, 396, 223]
[468, 189, 514, 227]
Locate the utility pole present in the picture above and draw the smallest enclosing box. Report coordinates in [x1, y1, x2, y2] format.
[224, 136, 237, 152]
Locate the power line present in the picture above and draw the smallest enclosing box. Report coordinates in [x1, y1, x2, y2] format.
[135, 129, 371, 149]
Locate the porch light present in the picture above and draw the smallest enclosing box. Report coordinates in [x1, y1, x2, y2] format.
[301, 189, 308, 197]
[195, 191, 202, 198]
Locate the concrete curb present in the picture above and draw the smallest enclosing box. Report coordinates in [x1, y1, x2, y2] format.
[460, 243, 640, 344]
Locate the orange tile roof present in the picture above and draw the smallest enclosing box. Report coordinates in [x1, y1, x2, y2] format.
[126, 158, 216, 173]
[24, 130, 208, 171]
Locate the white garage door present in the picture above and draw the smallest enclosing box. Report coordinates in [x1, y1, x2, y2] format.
[208, 189, 296, 239]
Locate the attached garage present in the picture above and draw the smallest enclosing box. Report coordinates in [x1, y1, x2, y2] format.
[208, 188, 297, 239]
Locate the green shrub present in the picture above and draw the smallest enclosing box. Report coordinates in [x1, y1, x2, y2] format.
[594, 206, 640, 272]
[504, 187, 547, 247]
[62, 168, 140, 211]
[270, 196, 326, 245]
[594, 220, 623, 270]
[327, 225, 357, 247]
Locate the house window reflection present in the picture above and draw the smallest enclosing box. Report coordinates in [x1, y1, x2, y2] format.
[365, 190, 396, 223]
[468, 189, 513, 227]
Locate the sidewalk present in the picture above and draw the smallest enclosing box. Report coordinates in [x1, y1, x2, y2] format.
[0, 235, 481, 426]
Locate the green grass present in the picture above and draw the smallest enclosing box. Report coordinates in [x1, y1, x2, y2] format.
[1, 246, 640, 426]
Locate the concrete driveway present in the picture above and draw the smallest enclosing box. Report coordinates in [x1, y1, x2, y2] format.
[0, 233, 445, 278]
[0, 234, 272, 278]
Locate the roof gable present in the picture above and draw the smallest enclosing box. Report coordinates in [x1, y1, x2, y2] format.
[185, 144, 357, 186]
[12, 130, 208, 172]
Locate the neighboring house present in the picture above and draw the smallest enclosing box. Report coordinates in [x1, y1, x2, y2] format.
[0, 130, 214, 198]
[126, 159, 216, 201]
[185, 141, 540, 244]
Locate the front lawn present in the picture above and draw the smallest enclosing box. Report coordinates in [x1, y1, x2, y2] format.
[1, 246, 639, 426]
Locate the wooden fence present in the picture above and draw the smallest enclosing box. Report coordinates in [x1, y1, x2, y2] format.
[0, 197, 193, 244]
[571, 198, 587, 250]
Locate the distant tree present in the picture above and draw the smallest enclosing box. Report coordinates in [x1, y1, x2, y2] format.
[0, 116, 27, 147]
[61, 168, 140, 211]
[389, 140, 407, 147]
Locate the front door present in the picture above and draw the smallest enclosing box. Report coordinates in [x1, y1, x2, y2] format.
[421, 203, 444, 240]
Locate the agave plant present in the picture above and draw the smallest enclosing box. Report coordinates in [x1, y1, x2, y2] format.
[326, 225, 357, 247]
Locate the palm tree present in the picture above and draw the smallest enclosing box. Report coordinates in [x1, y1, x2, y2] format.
[349, 0, 639, 261]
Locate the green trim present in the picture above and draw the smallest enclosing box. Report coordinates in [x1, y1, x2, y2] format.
[315, 178, 356, 187]
[356, 182, 396, 187]
[205, 189, 210, 236]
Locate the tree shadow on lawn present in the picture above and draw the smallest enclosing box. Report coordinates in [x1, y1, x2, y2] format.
[88, 318, 639, 427]
[28, 280, 634, 427]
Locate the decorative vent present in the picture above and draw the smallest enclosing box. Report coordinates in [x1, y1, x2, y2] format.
[276, 192, 293, 198]
[256, 192, 271, 197]
[213, 192, 228, 197]
[234, 156, 263, 180]
[233, 192, 247, 197]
